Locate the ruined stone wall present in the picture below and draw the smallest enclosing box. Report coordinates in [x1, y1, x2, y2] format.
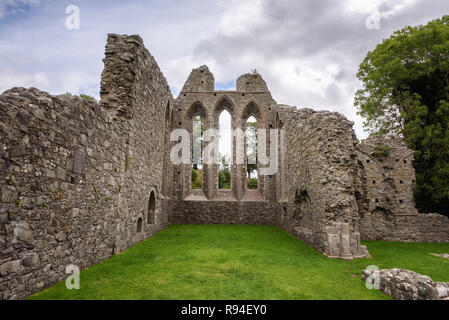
[2, 32, 448, 300]
[360, 213, 449, 242]
[0, 34, 173, 299]
[276, 106, 367, 259]
[356, 135, 449, 242]
[170, 200, 276, 225]
[172, 66, 279, 203]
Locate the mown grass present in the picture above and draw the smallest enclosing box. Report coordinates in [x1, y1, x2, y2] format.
[28, 225, 449, 300]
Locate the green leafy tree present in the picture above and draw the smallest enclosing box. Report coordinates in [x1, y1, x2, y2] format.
[218, 154, 231, 189]
[355, 15, 449, 215]
[247, 178, 258, 189]
[191, 168, 203, 189]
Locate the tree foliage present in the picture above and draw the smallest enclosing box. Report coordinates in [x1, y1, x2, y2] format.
[355, 15, 449, 215]
[218, 155, 231, 189]
[191, 168, 202, 189]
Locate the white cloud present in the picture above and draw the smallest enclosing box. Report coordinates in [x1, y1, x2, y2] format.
[0, 0, 448, 140]
[344, 0, 418, 16]
[0, 0, 40, 19]
[0, 68, 50, 93]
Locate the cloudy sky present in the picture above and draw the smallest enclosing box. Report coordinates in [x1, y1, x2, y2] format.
[0, 0, 448, 138]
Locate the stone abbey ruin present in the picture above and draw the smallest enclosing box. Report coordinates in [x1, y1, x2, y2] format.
[1, 34, 449, 299]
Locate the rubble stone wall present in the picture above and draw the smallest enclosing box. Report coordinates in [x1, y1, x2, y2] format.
[356, 136, 449, 242]
[362, 268, 449, 300]
[170, 200, 276, 225]
[275, 106, 367, 258]
[0, 34, 172, 299]
[1, 33, 448, 300]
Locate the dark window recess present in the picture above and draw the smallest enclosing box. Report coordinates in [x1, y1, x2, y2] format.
[137, 218, 142, 233]
[147, 191, 155, 225]
[295, 189, 310, 203]
[372, 181, 376, 184]
[375, 199, 379, 203]
[367, 159, 370, 163]
[400, 180, 403, 184]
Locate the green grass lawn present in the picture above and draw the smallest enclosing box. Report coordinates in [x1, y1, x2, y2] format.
[28, 225, 449, 300]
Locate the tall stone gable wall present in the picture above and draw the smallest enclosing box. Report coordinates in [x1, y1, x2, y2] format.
[275, 107, 367, 258]
[356, 136, 449, 242]
[0, 34, 172, 299]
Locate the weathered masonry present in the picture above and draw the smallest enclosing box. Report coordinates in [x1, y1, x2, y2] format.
[1, 34, 448, 299]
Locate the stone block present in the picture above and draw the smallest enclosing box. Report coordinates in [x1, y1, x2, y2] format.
[73, 149, 86, 174]
[14, 221, 33, 242]
[22, 253, 39, 267]
[55, 167, 66, 180]
[1, 185, 16, 203]
[327, 233, 340, 257]
[45, 169, 55, 179]
[0, 260, 21, 275]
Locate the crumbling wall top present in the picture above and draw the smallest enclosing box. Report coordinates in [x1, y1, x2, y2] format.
[236, 73, 269, 92]
[181, 65, 215, 93]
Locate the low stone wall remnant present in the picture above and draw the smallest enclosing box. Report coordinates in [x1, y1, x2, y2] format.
[362, 268, 449, 300]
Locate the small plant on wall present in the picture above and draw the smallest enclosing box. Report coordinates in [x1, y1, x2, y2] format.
[372, 145, 391, 159]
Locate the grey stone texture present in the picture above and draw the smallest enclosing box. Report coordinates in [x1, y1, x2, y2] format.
[0, 34, 172, 299]
[362, 268, 449, 300]
[356, 136, 449, 242]
[0, 34, 448, 300]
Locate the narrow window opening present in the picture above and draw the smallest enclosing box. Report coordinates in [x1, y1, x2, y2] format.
[137, 218, 142, 233]
[218, 110, 232, 190]
[147, 191, 155, 225]
[246, 116, 258, 189]
[192, 115, 203, 189]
